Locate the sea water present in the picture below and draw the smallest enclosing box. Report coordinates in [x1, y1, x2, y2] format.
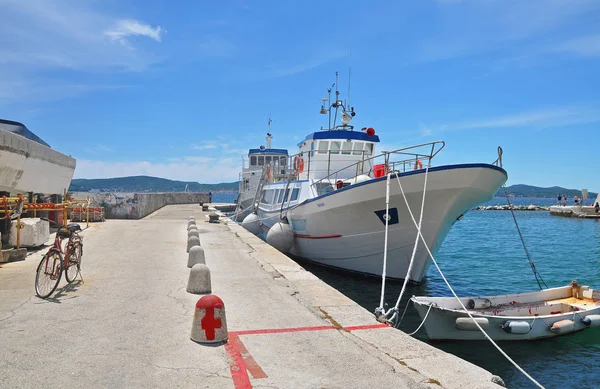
[294, 197, 600, 389]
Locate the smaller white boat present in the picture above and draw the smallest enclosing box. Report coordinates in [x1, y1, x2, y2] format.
[411, 281, 600, 340]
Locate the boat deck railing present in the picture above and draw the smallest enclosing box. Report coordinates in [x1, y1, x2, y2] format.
[305, 141, 446, 193]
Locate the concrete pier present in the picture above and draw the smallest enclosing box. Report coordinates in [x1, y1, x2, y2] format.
[0, 204, 503, 388]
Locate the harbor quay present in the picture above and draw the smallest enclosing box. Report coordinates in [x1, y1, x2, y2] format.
[0, 204, 503, 389]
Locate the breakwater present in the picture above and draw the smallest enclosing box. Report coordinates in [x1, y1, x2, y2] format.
[70, 191, 210, 219]
[474, 204, 550, 211]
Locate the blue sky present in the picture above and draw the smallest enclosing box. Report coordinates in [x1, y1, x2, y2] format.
[1, 0, 600, 190]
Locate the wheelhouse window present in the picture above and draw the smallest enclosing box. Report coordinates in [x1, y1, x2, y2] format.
[257, 156, 265, 165]
[353, 142, 364, 155]
[265, 156, 272, 164]
[364, 143, 374, 155]
[318, 141, 329, 154]
[280, 156, 287, 167]
[250, 156, 257, 166]
[291, 188, 300, 201]
[310, 141, 315, 157]
[341, 141, 352, 155]
[330, 141, 341, 154]
[261, 189, 275, 204]
[283, 188, 290, 202]
[274, 189, 280, 203]
[277, 189, 285, 203]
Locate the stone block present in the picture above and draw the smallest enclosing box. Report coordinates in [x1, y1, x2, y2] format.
[9, 218, 50, 248]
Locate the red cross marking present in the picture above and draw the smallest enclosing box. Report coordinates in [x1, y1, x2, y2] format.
[201, 306, 222, 340]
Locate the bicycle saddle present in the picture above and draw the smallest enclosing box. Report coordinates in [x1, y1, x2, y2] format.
[67, 223, 81, 232]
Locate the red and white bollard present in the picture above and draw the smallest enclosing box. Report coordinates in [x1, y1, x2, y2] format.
[191, 294, 228, 344]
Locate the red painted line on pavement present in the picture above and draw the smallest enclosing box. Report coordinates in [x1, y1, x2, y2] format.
[231, 322, 389, 336]
[232, 334, 268, 379]
[224, 334, 252, 389]
[224, 323, 391, 388]
[293, 233, 343, 239]
[343, 323, 390, 331]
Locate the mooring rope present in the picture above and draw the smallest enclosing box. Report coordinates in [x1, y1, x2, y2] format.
[502, 185, 548, 290]
[392, 178, 546, 389]
[376, 167, 429, 323]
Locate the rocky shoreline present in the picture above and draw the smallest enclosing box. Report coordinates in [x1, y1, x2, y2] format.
[473, 204, 550, 211]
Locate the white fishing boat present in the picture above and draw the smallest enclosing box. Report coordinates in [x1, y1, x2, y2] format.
[411, 281, 600, 340]
[0, 119, 76, 195]
[238, 73, 507, 283]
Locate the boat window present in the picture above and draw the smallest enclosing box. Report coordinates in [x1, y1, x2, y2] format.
[310, 141, 315, 157]
[353, 142, 364, 155]
[250, 156, 257, 166]
[265, 156, 272, 164]
[257, 156, 264, 166]
[261, 189, 275, 204]
[283, 188, 290, 203]
[291, 188, 300, 201]
[280, 156, 287, 167]
[364, 143, 374, 155]
[330, 141, 341, 154]
[342, 141, 352, 155]
[314, 182, 335, 195]
[278, 188, 285, 203]
[260, 190, 267, 203]
[274, 189, 280, 203]
[318, 141, 329, 154]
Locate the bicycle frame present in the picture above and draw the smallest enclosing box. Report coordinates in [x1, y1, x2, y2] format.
[41, 230, 82, 279]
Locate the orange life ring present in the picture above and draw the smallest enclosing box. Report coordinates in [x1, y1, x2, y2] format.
[265, 165, 271, 180]
[294, 155, 305, 174]
[414, 159, 423, 170]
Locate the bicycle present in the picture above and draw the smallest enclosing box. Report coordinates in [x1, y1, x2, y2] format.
[34, 219, 84, 299]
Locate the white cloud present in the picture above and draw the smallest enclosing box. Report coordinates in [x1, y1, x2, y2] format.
[0, 1, 165, 103]
[105, 19, 165, 45]
[419, 104, 600, 135]
[453, 105, 600, 130]
[415, 0, 600, 63]
[550, 34, 600, 57]
[193, 142, 218, 150]
[73, 158, 241, 184]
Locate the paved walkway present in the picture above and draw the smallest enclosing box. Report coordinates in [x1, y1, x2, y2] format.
[0, 205, 502, 389]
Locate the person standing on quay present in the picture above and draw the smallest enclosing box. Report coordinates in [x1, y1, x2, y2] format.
[557, 193, 562, 206]
[563, 195, 567, 206]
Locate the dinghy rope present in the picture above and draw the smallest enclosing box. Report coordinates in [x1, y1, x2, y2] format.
[375, 166, 546, 389]
[502, 185, 548, 290]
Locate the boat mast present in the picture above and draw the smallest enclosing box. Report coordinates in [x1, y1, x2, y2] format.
[266, 113, 272, 149]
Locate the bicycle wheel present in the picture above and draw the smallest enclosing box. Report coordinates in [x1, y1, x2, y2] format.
[35, 251, 63, 298]
[64, 247, 78, 283]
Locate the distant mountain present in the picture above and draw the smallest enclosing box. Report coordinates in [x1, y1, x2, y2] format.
[69, 176, 238, 192]
[495, 184, 597, 199]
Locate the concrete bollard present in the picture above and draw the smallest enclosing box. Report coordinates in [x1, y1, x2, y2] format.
[191, 294, 227, 344]
[188, 228, 200, 238]
[188, 216, 196, 222]
[186, 263, 212, 294]
[187, 220, 197, 229]
[187, 246, 206, 268]
[187, 224, 198, 232]
[187, 235, 201, 252]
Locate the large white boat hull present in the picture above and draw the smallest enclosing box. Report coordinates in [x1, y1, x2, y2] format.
[411, 285, 600, 340]
[258, 163, 507, 283]
[0, 130, 76, 195]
